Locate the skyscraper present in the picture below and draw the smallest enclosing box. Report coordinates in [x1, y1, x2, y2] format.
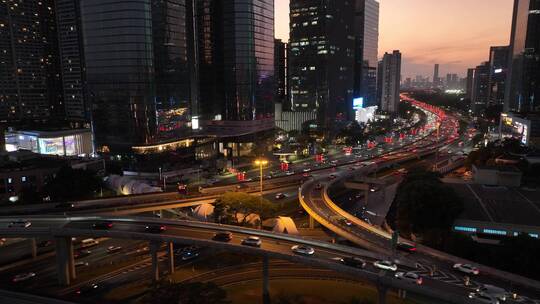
[275, 39, 288, 107]
[0, 0, 63, 122]
[354, 0, 380, 108]
[488, 46, 509, 107]
[79, 0, 198, 152]
[433, 64, 440, 88]
[289, 0, 356, 128]
[196, 0, 275, 135]
[377, 50, 402, 113]
[55, 0, 88, 122]
[466, 68, 475, 100]
[505, 0, 540, 113]
[471, 62, 490, 114]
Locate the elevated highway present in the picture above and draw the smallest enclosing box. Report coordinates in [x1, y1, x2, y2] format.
[298, 99, 540, 303]
[0, 215, 488, 304]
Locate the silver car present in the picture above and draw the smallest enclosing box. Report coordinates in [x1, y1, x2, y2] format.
[12, 272, 36, 283]
[291, 245, 315, 256]
[242, 236, 262, 247]
[373, 260, 398, 272]
[468, 292, 499, 304]
[453, 263, 480, 275]
[8, 220, 31, 228]
[476, 284, 509, 302]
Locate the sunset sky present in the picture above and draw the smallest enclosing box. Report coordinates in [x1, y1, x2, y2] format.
[275, 0, 514, 78]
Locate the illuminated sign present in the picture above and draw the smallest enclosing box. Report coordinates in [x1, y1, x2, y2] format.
[191, 116, 199, 130]
[353, 97, 364, 109]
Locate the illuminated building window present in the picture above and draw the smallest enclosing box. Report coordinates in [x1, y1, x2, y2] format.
[483, 229, 507, 236]
[454, 226, 476, 233]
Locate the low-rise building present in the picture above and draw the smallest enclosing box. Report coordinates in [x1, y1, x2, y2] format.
[499, 112, 540, 147]
[0, 151, 103, 202]
[472, 165, 522, 187]
[5, 128, 94, 157]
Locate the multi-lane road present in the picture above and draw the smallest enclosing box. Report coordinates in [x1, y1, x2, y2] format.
[299, 99, 540, 303]
[0, 216, 489, 304]
[0, 97, 537, 303]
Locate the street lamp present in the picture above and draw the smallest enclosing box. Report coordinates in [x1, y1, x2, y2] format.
[254, 159, 269, 197]
[255, 159, 268, 223]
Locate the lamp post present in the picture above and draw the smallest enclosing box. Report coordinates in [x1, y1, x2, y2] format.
[254, 159, 269, 217]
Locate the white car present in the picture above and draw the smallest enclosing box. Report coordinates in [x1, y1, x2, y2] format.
[453, 263, 480, 275]
[468, 292, 500, 304]
[291, 245, 315, 256]
[285, 171, 295, 176]
[373, 260, 398, 272]
[107, 246, 122, 253]
[12, 272, 36, 283]
[476, 284, 509, 302]
[8, 220, 31, 228]
[395, 272, 423, 285]
[275, 193, 286, 200]
[241, 236, 262, 247]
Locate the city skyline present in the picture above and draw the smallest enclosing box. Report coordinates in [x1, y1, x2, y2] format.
[275, 0, 514, 78]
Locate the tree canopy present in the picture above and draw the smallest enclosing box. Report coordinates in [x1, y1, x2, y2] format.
[213, 192, 277, 226]
[393, 169, 464, 241]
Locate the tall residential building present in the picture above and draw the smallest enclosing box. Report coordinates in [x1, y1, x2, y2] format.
[466, 68, 475, 100]
[289, 0, 356, 128]
[505, 0, 540, 113]
[55, 0, 88, 122]
[275, 39, 288, 107]
[433, 64, 440, 88]
[377, 50, 402, 113]
[353, 0, 380, 108]
[488, 46, 509, 107]
[79, 0, 198, 153]
[0, 0, 63, 122]
[196, 0, 275, 135]
[471, 62, 490, 114]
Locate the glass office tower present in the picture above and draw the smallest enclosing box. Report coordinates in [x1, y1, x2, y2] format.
[79, 0, 197, 152]
[197, 0, 275, 135]
[505, 0, 540, 113]
[354, 0, 379, 108]
[289, 0, 356, 128]
[289, 0, 378, 129]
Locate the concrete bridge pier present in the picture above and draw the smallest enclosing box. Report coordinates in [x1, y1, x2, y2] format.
[55, 237, 75, 286]
[377, 284, 387, 304]
[30, 238, 37, 259]
[150, 241, 160, 282]
[309, 215, 315, 229]
[262, 255, 270, 304]
[167, 242, 175, 274]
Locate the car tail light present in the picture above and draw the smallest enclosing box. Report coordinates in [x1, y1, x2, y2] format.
[417, 278, 423, 285]
[107, 223, 113, 228]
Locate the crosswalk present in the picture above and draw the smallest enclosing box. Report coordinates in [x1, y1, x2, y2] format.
[411, 263, 480, 289]
[410, 263, 540, 303]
